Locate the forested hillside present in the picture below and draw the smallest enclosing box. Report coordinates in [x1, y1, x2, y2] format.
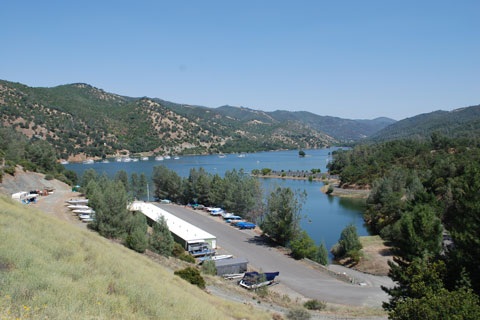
[327, 134, 480, 318]
[370, 104, 480, 142]
[0, 80, 337, 160]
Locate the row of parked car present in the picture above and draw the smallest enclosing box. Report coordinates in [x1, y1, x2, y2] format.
[189, 204, 256, 230]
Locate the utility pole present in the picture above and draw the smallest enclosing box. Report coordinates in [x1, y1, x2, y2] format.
[147, 183, 150, 202]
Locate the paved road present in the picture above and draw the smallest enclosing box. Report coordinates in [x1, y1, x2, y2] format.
[156, 203, 390, 307]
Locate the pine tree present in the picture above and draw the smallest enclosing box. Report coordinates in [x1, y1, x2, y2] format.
[316, 240, 329, 266]
[115, 170, 129, 192]
[150, 216, 174, 257]
[125, 213, 148, 253]
[261, 187, 305, 246]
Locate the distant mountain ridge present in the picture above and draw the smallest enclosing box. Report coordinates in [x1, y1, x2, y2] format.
[214, 106, 396, 141]
[370, 104, 480, 142]
[0, 79, 392, 160]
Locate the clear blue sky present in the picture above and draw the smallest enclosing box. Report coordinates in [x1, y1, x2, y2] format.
[1, 1, 479, 120]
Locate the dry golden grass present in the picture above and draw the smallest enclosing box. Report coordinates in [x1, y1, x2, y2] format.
[0, 196, 270, 320]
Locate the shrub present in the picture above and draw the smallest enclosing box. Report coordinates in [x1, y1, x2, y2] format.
[172, 242, 185, 258]
[174, 267, 205, 289]
[303, 299, 326, 311]
[286, 307, 311, 320]
[201, 260, 217, 275]
[179, 254, 195, 264]
[44, 173, 54, 180]
[125, 229, 148, 253]
[348, 249, 361, 264]
[326, 184, 334, 195]
[290, 231, 317, 260]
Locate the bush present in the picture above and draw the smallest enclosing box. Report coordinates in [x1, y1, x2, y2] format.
[44, 173, 54, 180]
[286, 307, 311, 320]
[290, 231, 317, 260]
[201, 260, 217, 275]
[174, 267, 206, 289]
[303, 299, 326, 311]
[348, 249, 361, 264]
[330, 242, 345, 258]
[172, 242, 185, 258]
[326, 184, 334, 195]
[179, 254, 195, 264]
[125, 229, 148, 253]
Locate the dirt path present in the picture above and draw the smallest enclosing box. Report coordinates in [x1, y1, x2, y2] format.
[0, 168, 86, 227]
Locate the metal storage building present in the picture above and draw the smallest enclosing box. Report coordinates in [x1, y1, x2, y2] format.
[215, 258, 248, 276]
[129, 201, 217, 250]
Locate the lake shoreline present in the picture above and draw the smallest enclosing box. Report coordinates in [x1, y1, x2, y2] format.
[320, 180, 371, 199]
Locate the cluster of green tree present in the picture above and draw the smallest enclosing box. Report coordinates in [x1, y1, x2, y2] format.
[152, 166, 264, 221]
[261, 187, 329, 265]
[82, 171, 176, 256]
[0, 127, 77, 185]
[330, 223, 363, 263]
[1, 80, 337, 158]
[327, 133, 480, 318]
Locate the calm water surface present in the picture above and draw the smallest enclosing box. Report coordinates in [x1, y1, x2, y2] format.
[65, 148, 369, 256]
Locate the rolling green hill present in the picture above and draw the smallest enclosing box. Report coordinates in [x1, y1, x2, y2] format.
[0, 195, 269, 319]
[0, 80, 336, 160]
[369, 104, 480, 142]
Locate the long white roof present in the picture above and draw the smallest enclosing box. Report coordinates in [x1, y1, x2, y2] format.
[129, 201, 216, 242]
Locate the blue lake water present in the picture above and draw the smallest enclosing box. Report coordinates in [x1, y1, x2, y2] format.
[65, 148, 369, 256]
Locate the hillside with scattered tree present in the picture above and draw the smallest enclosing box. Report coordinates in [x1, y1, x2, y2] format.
[369, 104, 480, 142]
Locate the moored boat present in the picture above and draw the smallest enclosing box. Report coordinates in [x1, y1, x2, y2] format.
[155, 156, 164, 161]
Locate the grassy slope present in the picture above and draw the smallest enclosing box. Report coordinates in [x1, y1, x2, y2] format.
[0, 196, 269, 320]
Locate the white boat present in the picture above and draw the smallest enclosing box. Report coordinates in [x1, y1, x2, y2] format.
[132, 158, 139, 162]
[60, 160, 69, 165]
[237, 154, 246, 158]
[141, 156, 149, 161]
[164, 155, 171, 160]
[67, 199, 88, 204]
[218, 154, 226, 158]
[115, 157, 122, 162]
[123, 157, 132, 162]
[67, 205, 90, 210]
[212, 255, 233, 261]
[173, 156, 180, 160]
[82, 218, 93, 223]
[72, 209, 95, 214]
[83, 159, 94, 164]
[101, 159, 110, 163]
[79, 214, 92, 219]
[155, 156, 164, 161]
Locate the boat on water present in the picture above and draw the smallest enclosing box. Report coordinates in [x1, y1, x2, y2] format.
[155, 156, 164, 161]
[141, 156, 149, 161]
[60, 160, 69, 165]
[123, 157, 132, 162]
[237, 154, 246, 158]
[101, 159, 110, 163]
[132, 158, 139, 162]
[115, 157, 122, 162]
[218, 154, 226, 158]
[173, 156, 180, 160]
[239, 272, 279, 290]
[164, 155, 171, 160]
[83, 159, 94, 164]
[67, 205, 90, 210]
[67, 199, 88, 204]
